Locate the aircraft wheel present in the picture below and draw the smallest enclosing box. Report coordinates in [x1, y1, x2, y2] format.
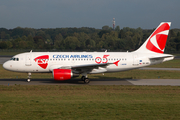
[84, 78, 90, 84]
[81, 76, 85, 81]
[27, 72, 31, 82]
[27, 79, 31, 82]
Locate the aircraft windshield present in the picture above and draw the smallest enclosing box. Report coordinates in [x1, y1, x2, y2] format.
[10, 57, 19, 61]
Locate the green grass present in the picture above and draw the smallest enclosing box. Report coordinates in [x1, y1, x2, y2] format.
[149, 59, 180, 68]
[0, 85, 180, 120]
[0, 51, 21, 56]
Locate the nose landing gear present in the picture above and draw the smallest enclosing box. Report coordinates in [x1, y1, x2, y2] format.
[27, 72, 31, 82]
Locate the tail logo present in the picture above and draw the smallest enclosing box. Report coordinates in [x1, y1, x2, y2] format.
[146, 23, 170, 53]
[34, 55, 49, 69]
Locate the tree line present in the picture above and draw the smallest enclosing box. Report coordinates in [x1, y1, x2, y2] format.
[0, 25, 180, 53]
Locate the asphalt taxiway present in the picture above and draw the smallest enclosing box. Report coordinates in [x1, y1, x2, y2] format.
[1, 78, 180, 86]
[0, 57, 10, 64]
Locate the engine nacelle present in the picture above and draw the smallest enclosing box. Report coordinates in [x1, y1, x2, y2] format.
[53, 69, 72, 80]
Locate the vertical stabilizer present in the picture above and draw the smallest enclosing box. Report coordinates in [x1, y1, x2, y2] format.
[135, 22, 171, 53]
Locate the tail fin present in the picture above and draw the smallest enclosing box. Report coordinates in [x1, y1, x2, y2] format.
[135, 22, 171, 53]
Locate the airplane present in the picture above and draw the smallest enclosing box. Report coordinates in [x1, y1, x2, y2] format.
[3, 22, 174, 84]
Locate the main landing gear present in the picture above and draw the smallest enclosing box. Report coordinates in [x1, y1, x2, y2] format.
[81, 76, 90, 84]
[27, 72, 31, 82]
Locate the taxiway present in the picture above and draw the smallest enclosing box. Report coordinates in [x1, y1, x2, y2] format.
[0, 78, 180, 86]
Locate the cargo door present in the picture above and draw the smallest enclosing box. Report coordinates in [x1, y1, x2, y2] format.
[133, 55, 139, 66]
[25, 54, 32, 66]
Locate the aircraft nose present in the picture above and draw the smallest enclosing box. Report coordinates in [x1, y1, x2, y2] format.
[3, 62, 10, 70]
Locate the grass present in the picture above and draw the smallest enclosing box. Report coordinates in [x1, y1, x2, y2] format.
[148, 59, 180, 68]
[0, 85, 180, 120]
[0, 51, 21, 56]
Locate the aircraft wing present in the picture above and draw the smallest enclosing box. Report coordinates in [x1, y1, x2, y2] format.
[53, 60, 120, 74]
[71, 63, 109, 69]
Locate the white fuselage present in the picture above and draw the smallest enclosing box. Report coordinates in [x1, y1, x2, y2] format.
[3, 51, 174, 74]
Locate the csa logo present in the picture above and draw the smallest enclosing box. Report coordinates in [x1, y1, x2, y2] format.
[146, 23, 170, 53]
[34, 55, 49, 69]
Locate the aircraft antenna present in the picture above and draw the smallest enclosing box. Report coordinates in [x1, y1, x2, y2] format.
[112, 18, 115, 30]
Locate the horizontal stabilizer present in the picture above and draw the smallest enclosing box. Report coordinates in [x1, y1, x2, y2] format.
[149, 55, 174, 60]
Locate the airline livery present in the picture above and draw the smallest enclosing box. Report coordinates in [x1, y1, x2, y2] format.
[3, 22, 174, 83]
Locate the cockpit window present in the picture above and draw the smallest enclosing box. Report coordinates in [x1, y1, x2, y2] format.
[10, 57, 19, 61]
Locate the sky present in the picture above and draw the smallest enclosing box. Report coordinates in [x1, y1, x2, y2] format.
[0, 0, 180, 29]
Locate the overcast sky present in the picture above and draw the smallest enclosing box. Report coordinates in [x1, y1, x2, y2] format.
[0, 0, 179, 29]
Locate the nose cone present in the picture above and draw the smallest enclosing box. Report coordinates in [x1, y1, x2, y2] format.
[3, 61, 10, 70]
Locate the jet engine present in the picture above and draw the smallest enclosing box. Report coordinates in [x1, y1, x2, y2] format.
[53, 69, 78, 80]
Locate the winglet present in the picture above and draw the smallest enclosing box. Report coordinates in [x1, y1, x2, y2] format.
[113, 60, 120, 66]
